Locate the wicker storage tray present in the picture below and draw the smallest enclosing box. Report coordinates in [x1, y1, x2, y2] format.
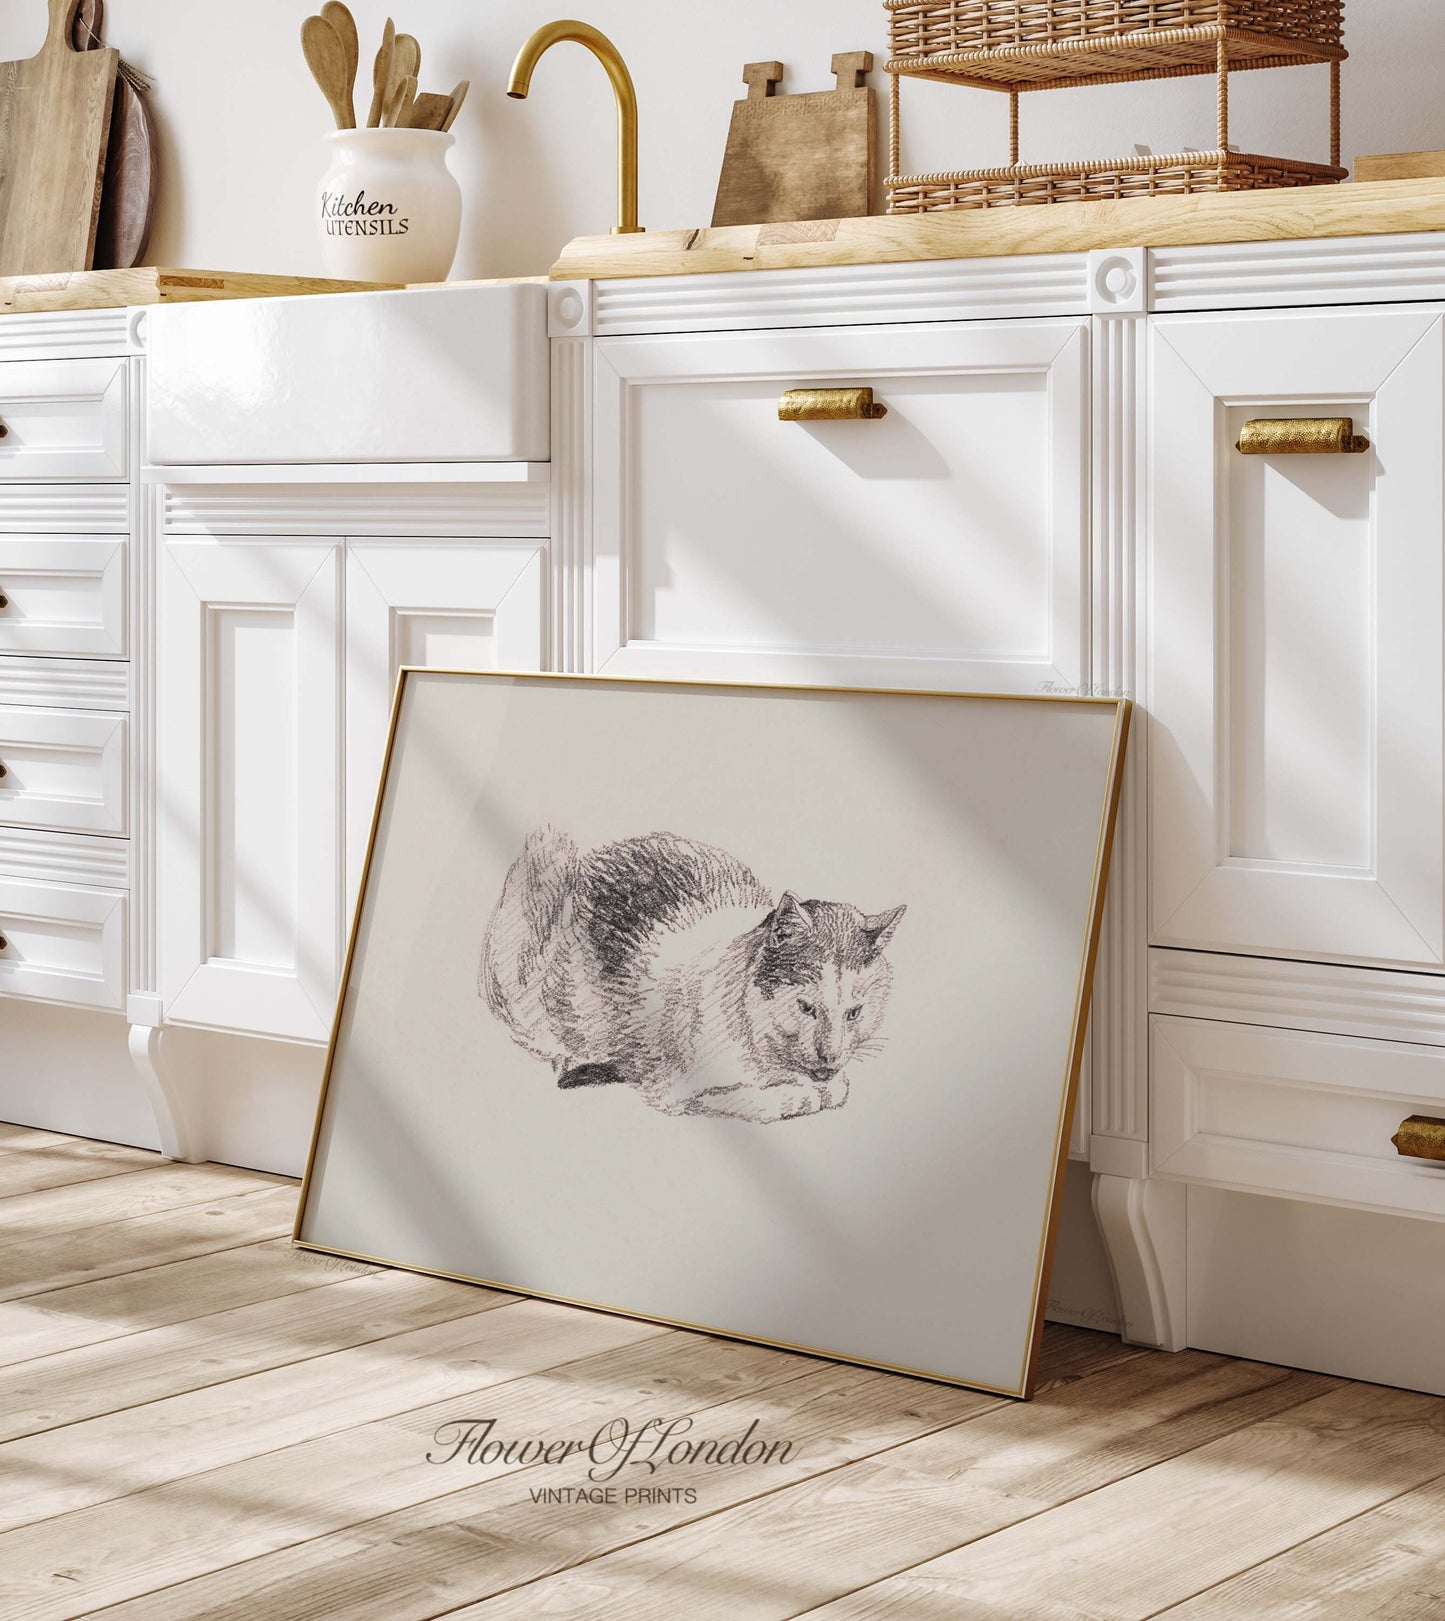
[886, 1, 1346, 89]
[888, 148, 1346, 212]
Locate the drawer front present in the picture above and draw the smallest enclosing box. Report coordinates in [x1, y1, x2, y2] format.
[1152, 1014, 1445, 1219]
[0, 537, 126, 658]
[0, 706, 128, 835]
[593, 319, 1089, 693]
[0, 358, 128, 481]
[147, 285, 548, 465]
[0, 875, 125, 1011]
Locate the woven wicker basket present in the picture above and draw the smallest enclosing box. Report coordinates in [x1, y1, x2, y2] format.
[884, 0, 1348, 212]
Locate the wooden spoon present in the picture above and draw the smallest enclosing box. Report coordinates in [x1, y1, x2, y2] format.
[441, 79, 469, 132]
[319, 1, 359, 128]
[301, 13, 355, 130]
[392, 32, 421, 98]
[366, 17, 395, 128]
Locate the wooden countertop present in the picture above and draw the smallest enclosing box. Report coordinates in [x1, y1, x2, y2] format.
[549, 176, 1445, 281]
[0, 267, 401, 314]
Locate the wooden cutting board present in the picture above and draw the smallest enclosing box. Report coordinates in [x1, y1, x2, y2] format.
[0, 0, 120, 275]
[712, 53, 876, 228]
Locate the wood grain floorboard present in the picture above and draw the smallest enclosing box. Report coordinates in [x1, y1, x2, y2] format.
[0, 1134, 1440, 1621]
[0, 1184, 298, 1301]
[1155, 1469, 1445, 1620]
[0, 1138, 162, 1198]
[0, 1126, 116, 1153]
[793, 1381, 1445, 1620]
[0, 1266, 507, 1442]
[0, 1162, 285, 1243]
[0, 1237, 376, 1367]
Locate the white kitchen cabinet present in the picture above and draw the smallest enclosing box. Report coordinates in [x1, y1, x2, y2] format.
[344, 539, 547, 905]
[160, 539, 342, 1043]
[592, 319, 1089, 692]
[1150, 308, 1445, 970]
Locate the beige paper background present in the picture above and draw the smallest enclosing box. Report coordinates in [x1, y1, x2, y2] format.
[299, 674, 1123, 1394]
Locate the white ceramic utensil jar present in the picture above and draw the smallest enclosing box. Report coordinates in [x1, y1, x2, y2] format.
[317, 128, 463, 283]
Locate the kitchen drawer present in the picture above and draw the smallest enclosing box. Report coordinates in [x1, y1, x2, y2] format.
[0, 706, 127, 835]
[0, 358, 128, 481]
[0, 538, 126, 658]
[147, 284, 548, 466]
[0, 874, 125, 1011]
[593, 319, 1090, 692]
[1152, 1014, 1445, 1219]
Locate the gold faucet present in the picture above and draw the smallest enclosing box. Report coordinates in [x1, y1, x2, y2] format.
[507, 20, 643, 235]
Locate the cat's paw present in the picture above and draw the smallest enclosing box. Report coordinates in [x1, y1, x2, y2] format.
[820, 1074, 850, 1111]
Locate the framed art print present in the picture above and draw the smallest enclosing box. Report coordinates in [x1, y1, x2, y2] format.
[295, 672, 1130, 1397]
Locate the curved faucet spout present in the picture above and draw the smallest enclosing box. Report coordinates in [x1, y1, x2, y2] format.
[507, 19, 643, 235]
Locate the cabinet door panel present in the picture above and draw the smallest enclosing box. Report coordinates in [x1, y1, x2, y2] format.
[594, 320, 1088, 692]
[344, 541, 546, 906]
[1151, 309, 1445, 969]
[0, 537, 127, 658]
[161, 540, 340, 1041]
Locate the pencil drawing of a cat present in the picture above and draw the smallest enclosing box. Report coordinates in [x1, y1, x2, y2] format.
[480, 827, 906, 1123]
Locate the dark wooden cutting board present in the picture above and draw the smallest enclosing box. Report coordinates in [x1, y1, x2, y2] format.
[73, 0, 160, 270]
[0, 0, 120, 275]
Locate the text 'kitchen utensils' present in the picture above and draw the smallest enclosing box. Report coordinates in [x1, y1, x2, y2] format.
[302, 7, 470, 130]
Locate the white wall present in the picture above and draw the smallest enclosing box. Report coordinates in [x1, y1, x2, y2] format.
[2, 1, 1442, 281]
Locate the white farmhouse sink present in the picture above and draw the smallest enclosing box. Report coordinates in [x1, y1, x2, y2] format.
[147, 283, 549, 466]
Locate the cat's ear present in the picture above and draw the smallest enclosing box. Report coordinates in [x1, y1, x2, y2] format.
[861, 904, 906, 958]
[768, 891, 813, 946]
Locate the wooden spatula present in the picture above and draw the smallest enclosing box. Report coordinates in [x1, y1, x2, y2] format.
[391, 32, 420, 102]
[301, 13, 355, 130]
[319, 1, 358, 127]
[405, 92, 452, 131]
[441, 80, 470, 132]
[0, 0, 120, 274]
[366, 17, 395, 127]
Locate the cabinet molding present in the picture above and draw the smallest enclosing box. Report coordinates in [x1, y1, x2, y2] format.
[161, 476, 550, 540]
[0, 656, 128, 711]
[160, 538, 340, 1043]
[1150, 947, 1445, 1049]
[1151, 308, 1445, 969]
[593, 255, 1091, 336]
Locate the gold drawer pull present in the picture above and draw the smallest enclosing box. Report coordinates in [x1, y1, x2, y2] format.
[779, 387, 888, 423]
[0, 592, 8, 610]
[1392, 1115, 1445, 1164]
[0, 422, 9, 439]
[0, 933, 7, 951]
[1237, 418, 1370, 456]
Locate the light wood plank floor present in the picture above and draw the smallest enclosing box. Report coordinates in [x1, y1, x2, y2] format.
[0, 1125, 1440, 1620]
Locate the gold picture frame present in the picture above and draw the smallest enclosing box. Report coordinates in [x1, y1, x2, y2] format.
[295, 669, 1131, 1399]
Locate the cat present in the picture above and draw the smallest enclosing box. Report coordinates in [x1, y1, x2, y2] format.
[480, 826, 906, 1123]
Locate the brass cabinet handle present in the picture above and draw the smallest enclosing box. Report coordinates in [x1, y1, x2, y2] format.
[1237, 417, 1370, 456]
[0, 422, 9, 439]
[1392, 1115, 1445, 1164]
[0, 592, 8, 610]
[0, 934, 7, 951]
[779, 387, 888, 423]
[0, 761, 7, 779]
